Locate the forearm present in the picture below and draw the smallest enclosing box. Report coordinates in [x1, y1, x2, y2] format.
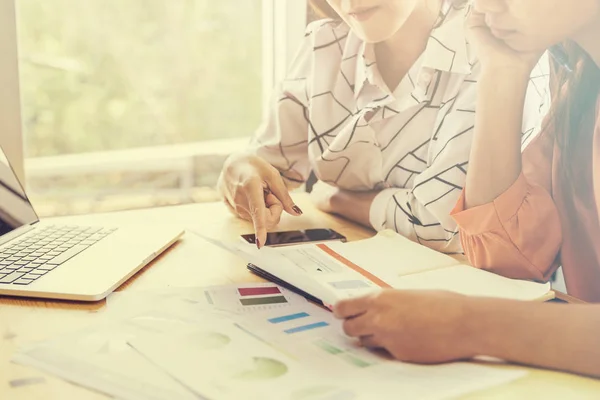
[465, 68, 531, 208]
[328, 190, 378, 228]
[468, 299, 600, 378]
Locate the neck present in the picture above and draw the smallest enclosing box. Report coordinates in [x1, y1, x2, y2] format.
[381, 2, 441, 56]
[573, 23, 600, 70]
[374, 0, 442, 91]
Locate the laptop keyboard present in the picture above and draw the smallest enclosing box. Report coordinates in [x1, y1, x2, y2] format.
[0, 225, 117, 286]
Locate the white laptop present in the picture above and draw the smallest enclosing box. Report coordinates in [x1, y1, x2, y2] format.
[0, 146, 183, 301]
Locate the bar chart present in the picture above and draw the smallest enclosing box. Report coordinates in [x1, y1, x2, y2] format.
[267, 311, 330, 335]
[198, 283, 307, 314]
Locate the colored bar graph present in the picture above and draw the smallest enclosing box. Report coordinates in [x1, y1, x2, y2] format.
[341, 353, 372, 368]
[313, 339, 375, 368]
[284, 321, 329, 334]
[314, 339, 343, 355]
[268, 312, 310, 324]
[240, 296, 288, 306]
[238, 286, 281, 296]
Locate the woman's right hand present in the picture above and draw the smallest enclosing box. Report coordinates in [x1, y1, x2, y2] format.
[217, 153, 303, 248]
[467, 6, 542, 75]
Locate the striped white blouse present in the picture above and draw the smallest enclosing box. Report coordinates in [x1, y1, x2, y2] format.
[248, 4, 550, 254]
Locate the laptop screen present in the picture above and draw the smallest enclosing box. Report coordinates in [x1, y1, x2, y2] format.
[0, 147, 39, 236]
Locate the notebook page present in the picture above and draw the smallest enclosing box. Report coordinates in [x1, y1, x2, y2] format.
[390, 265, 551, 301]
[326, 231, 550, 301]
[326, 230, 460, 281]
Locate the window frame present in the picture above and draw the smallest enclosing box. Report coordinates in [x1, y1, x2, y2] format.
[0, 0, 25, 183]
[261, 0, 307, 116]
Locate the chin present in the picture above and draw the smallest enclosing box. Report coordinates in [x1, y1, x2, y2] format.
[349, 14, 409, 44]
[359, 32, 396, 44]
[354, 25, 405, 44]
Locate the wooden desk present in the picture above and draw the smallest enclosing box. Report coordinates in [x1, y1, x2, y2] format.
[1, 194, 599, 399]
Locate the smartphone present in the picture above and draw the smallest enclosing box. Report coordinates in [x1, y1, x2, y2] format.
[241, 228, 347, 247]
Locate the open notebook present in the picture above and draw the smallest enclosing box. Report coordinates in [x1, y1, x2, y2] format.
[199, 230, 553, 307]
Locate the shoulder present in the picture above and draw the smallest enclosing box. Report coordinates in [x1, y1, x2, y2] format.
[287, 19, 360, 83]
[290, 19, 353, 66]
[302, 18, 354, 54]
[304, 18, 349, 39]
[281, 20, 355, 101]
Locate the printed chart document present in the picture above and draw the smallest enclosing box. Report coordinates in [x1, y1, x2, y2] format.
[129, 302, 527, 400]
[12, 313, 202, 400]
[14, 283, 529, 400]
[13, 282, 305, 400]
[203, 230, 554, 306]
[106, 283, 308, 319]
[128, 320, 324, 400]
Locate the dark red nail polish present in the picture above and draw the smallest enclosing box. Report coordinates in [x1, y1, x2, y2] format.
[292, 205, 303, 215]
[256, 239, 261, 249]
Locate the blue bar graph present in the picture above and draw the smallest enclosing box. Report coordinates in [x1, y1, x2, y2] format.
[268, 312, 310, 324]
[284, 321, 329, 334]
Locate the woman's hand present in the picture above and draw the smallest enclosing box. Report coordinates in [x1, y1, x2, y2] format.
[310, 181, 378, 228]
[334, 290, 477, 364]
[309, 181, 339, 213]
[467, 8, 542, 74]
[217, 153, 302, 248]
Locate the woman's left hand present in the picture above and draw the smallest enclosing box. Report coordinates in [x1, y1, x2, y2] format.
[467, 7, 542, 74]
[333, 290, 477, 364]
[310, 182, 379, 228]
[309, 181, 339, 214]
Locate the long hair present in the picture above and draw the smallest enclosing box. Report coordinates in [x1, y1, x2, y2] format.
[547, 42, 600, 202]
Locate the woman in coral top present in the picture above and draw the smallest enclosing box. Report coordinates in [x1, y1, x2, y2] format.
[334, 0, 600, 378]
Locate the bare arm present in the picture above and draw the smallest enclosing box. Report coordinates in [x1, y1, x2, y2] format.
[469, 299, 600, 378]
[313, 187, 379, 228]
[464, 9, 548, 209]
[335, 290, 600, 378]
[464, 68, 531, 208]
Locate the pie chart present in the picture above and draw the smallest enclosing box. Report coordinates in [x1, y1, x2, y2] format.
[233, 357, 288, 380]
[194, 331, 231, 350]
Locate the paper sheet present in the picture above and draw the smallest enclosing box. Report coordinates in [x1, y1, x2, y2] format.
[327, 229, 459, 278]
[130, 303, 529, 400]
[188, 230, 348, 305]
[14, 283, 308, 400]
[390, 265, 551, 300]
[106, 283, 308, 318]
[13, 313, 203, 400]
[128, 320, 328, 400]
[198, 230, 551, 303]
[15, 284, 529, 400]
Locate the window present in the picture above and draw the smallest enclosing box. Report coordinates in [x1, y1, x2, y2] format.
[13, 0, 309, 216]
[19, 0, 263, 155]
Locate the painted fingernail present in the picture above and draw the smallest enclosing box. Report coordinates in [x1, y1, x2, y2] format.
[256, 239, 261, 249]
[292, 205, 303, 215]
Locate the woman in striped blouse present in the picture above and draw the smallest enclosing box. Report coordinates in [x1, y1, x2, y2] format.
[218, 0, 548, 251]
